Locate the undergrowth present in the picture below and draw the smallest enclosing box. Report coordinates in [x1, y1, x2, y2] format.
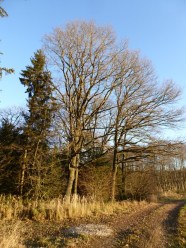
[0, 194, 147, 221]
[0, 194, 148, 247]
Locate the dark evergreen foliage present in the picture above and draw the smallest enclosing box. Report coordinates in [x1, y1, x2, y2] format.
[19, 50, 58, 199]
[20, 50, 54, 139]
[0, 119, 23, 194]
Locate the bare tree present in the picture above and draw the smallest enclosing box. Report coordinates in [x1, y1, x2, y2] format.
[155, 142, 186, 193]
[43, 21, 130, 198]
[43, 21, 185, 200]
[110, 53, 184, 200]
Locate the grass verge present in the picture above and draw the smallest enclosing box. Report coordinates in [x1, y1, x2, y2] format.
[0, 194, 147, 221]
[0, 194, 148, 247]
[177, 204, 186, 247]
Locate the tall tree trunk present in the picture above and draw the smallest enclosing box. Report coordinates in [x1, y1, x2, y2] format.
[32, 139, 41, 199]
[111, 148, 118, 202]
[121, 159, 127, 198]
[65, 153, 79, 199]
[73, 153, 79, 195]
[74, 168, 79, 195]
[121, 150, 128, 199]
[65, 167, 75, 199]
[19, 149, 27, 196]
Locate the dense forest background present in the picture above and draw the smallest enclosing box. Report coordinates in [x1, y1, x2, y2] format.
[0, 3, 186, 202]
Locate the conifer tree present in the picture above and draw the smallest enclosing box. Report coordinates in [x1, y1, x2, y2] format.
[20, 50, 56, 198]
[0, 118, 23, 194]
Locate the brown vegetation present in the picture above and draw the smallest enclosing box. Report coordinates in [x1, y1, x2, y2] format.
[1, 5, 186, 248]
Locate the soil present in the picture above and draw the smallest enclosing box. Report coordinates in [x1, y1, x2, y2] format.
[73, 201, 185, 248]
[7, 200, 185, 247]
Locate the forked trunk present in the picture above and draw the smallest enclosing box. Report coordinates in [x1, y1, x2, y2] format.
[65, 153, 79, 200]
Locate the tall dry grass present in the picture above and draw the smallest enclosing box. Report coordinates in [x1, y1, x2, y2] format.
[0, 194, 147, 221]
[0, 195, 149, 248]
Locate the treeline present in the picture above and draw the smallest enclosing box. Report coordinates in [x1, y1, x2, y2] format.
[0, 21, 186, 201]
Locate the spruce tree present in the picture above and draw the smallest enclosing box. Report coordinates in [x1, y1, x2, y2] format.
[20, 50, 56, 199]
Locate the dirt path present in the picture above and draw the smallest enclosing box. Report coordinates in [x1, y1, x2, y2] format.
[78, 201, 185, 248]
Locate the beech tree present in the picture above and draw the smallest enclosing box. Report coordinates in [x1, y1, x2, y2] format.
[43, 21, 128, 198]
[43, 21, 185, 200]
[110, 54, 184, 200]
[155, 143, 186, 192]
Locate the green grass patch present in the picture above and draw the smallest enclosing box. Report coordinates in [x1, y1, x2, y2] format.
[177, 204, 186, 247]
[158, 191, 186, 203]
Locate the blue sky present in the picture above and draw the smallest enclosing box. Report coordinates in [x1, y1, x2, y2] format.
[0, 0, 186, 137]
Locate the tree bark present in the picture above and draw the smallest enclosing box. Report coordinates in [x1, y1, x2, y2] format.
[65, 167, 75, 199]
[121, 159, 127, 198]
[111, 147, 118, 202]
[19, 149, 27, 196]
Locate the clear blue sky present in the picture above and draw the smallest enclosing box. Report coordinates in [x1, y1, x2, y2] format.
[0, 0, 186, 137]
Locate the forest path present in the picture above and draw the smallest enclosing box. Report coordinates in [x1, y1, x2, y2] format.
[78, 201, 185, 248]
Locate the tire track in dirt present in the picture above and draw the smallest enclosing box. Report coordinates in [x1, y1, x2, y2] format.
[113, 202, 184, 248]
[163, 201, 186, 247]
[81, 203, 160, 248]
[79, 201, 185, 248]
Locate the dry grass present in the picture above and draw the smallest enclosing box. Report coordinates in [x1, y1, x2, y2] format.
[0, 194, 147, 221]
[0, 195, 148, 247]
[159, 191, 186, 201]
[0, 221, 25, 248]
